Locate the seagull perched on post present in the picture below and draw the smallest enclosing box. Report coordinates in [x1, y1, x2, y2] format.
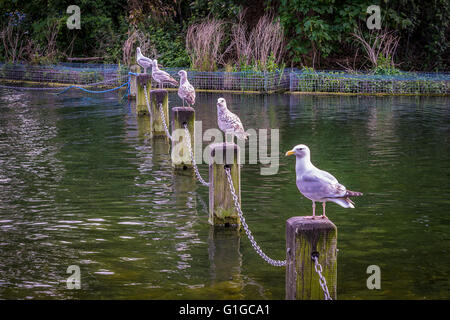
[136, 47, 153, 74]
[285, 144, 363, 219]
[217, 97, 249, 141]
[151, 59, 178, 88]
[177, 70, 195, 107]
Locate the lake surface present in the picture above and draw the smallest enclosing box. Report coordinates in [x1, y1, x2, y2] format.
[0, 88, 449, 299]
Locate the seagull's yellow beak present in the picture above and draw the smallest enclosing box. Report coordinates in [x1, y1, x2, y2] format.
[285, 150, 295, 156]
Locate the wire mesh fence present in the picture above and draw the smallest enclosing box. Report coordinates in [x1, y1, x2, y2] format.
[0, 63, 128, 86]
[164, 68, 291, 92]
[289, 70, 450, 95]
[0, 62, 448, 95]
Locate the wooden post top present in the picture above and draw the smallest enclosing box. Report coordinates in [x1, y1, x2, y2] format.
[286, 216, 337, 232]
[150, 89, 168, 103]
[172, 106, 195, 113]
[209, 142, 240, 165]
[137, 74, 152, 85]
[286, 217, 337, 255]
[172, 107, 195, 125]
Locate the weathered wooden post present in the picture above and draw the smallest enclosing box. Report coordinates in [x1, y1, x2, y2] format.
[129, 65, 140, 98]
[208, 143, 240, 228]
[150, 89, 169, 137]
[171, 107, 195, 169]
[286, 217, 337, 300]
[136, 74, 152, 116]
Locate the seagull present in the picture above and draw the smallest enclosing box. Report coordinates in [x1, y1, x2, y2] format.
[285, 144, 363, 219]
[217, 97, 249, 141]
[177, 70, 195, 107]
[136, 47, 153, 74]
[151, 59, 178, 88]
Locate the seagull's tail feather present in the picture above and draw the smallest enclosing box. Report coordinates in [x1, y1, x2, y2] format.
[345, 190, 363, 197]
[328, 190, 362, 209]
[167, 77, 178, 86]
[236, 131, 250, 140]
[328, 197, 355, 209]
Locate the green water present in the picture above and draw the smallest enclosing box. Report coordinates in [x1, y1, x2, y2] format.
[0, 89, 449, 300]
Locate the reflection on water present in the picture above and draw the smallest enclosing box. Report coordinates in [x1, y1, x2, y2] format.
[0, 89, 449, 299]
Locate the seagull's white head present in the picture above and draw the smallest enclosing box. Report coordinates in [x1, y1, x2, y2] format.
[178, 70, 187, 79]
[152, 59, 158, 67]
[285, 144, 310, 158]
[137, 47, 141, 55]
[217, 97, 227, 109]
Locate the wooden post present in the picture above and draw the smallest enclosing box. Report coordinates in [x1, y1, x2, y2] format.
[208, 143, 240, 228]
[136, 74, 152, 116]
[285, 217, 337, 300]
[150, 89, 169, 136]
[129, 65, 140, 98]
[171, 107, 195, 169]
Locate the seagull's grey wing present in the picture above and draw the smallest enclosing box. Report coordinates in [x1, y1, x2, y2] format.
[223, 110, 245, 132]
[300, 170, 347, 200]
[183, 82, 195, 104]
[138, 58, 152, 69]
[153, 70, 168, 83]
[157, 70, 171, 78]
[154, 70, 178, 85]
[316, 168, 338, 183]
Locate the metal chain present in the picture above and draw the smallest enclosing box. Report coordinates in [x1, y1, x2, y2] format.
[184, 123, 210, 187]
[158, 102, 172, 141]
[225, 167, 286, 267]
[143, 85, 153, 119]
[312, 255, 332, 300]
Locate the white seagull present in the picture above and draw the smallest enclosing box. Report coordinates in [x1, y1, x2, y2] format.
[285, 144, 363, 219]
[177, 70, 195, 107]
[217, 97, 249, 141]
[136, 47, 153, 74]
[151, 59, 178, 88]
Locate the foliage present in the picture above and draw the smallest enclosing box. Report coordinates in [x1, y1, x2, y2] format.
[231, 11, 285, 71]
[187, 0, 242, 23]
[0, 0, 447, 71]
[351, 27, 400, 73]
[186, 19, 226, 71]
[272, 0, 448, 70]
[1, 12, 29, 63]
[273, 0, 367, 66]
[373, 54, 401, 75]
[146, 22, 190, 68]
[234, 52, 285, 73]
